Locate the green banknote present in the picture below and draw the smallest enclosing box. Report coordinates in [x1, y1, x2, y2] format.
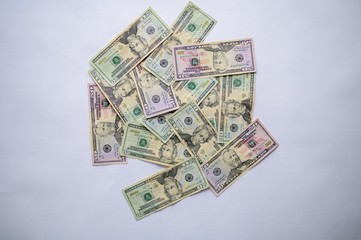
[143, 1, 217, 85]
[199, 77, 220, 130]
[90, 7, 172, 86]
[88, 83, 126, 165]
[123, 158, 209, 220]
[120, 123, 192, 166]
[202, 119, 278, 196]
[218, 73, 255, 143]
[167, 102, 223, 165]
[172, 77, 218, 107]
[132, 65, 179, 118]
[173, 38, 256, 80]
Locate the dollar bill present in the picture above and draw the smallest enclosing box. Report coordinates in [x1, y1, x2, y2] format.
[218, 73, 255, 143]
[90, 7, 172, 86]
[142, 2, 217, 85]
[167, 102, 223, 165]
[142, 113, 174, 143]
[199, 77, 220, 130]
[172, 77, 218, 107]
[88, 83, 127, 165]
[120, 123, 192, 166]
[173, 38, 256, 80]
[202, 119, 278, 196]
[132, 65, 179, 118]
[123, 157, 209, 220]
[89, 68, 144, 123]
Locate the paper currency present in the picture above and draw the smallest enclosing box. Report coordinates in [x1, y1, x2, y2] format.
[120, 123, 192, 166]
[89, 68, 144, 123]
[202, 119, 278, 196]
[88, 83, 127, 165]
[173, 38, 256, 80]
[123, 158, 209, 220]
[132, 65, 179, 118]
[218, 73, 255, 143]
[143, 1, 217, 85]
[199, 77, 220, 130]
[90, 7, 172, 86]
[167, 102, 223, 165]
[142, 113, 174, 143]
[172, 77, 218, 107]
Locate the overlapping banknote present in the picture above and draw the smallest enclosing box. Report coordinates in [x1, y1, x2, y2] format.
[123, 158, 209, 220]
[143, 1, 217, 85]
[202, 119, 278, 196]
[172, 38, 256, 80]
[88, 83, 127, 165]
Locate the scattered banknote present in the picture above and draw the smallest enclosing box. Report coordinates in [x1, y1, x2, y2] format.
[172, 38, 256, 80]
[167, 102, 223, 165]
[90, 7, 172, 86]
[172, 77, 218, 107]
[202, 119, 278, 196]
[143, 1, 217, 85]
[131, 65, 179, 118]
[88, 83, 127, 165]
[89, 68, 144, 123]
[120, 123, 192, 166]
[218, 73, 255, 143]
[123, 157, 209, 220]
[199, 77, 220, 130]
[142, 113, 174, 143]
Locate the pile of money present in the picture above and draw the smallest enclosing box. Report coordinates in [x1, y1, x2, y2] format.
[87, 2, 279, 220]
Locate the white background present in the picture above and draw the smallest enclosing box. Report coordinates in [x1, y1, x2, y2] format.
[1, 0, 361, 239]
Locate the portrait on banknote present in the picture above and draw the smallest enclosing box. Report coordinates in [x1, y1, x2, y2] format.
[158, 138, 178, 164]
[203, 44, 236, 72]
[93, 115, 124, 145]
[163, 36, 182, 55]
[100, 75, 137, 107]
[157, 168, 183, 201]
[178, 124, 214, 154]
[138, 73, 160, 89]
[221, 148, 253, 181]
[222, 98, 252, 124]
[200, 88, 219, 108]
[119, 24, 150, 57]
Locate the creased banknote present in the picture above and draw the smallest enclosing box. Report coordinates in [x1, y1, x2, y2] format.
[172, 77, 217, 107]
[132, 65, 179, 118]
[173, 38, 256, 80]
[123, 158, 209, 220]
[88, 83, 127, 165]
[142, 113, 174, 143]
[90, 7, 172, 86]
[120, 123, 192, 166]
[142, 1, 217, 85]
[89, 68, 144, 123]
[218, 73, 255, 143]
[202, 119, 278, 196]
[167, 102, 223, 165]
[199, 77, 220, 130]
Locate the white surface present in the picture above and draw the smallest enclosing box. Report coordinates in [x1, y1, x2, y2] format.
[1, 0, 361, 239]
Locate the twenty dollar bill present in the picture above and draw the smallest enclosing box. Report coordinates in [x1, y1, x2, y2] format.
[218, 73, 255, 143]
[123, 158, 209, 220]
